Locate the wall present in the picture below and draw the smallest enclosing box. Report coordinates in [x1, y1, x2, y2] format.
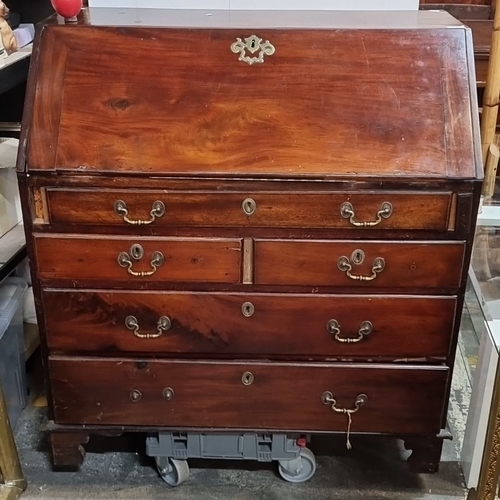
[88, 0, 419, 10]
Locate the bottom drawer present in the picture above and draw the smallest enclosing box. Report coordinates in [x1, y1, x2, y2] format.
[49, 358, 448, 435]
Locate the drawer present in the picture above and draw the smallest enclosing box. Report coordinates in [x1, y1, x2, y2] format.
[43, 290, 457, 359]
[45, 188, 453, 231]
[35, 236, 242, 283]
[49, 357, 448, 435]
[255, 240, 465, 289]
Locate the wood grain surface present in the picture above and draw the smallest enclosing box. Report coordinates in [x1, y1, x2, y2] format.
[49, 357, 449, 434]
[255, 240, 465, 288]
[43, 290, 457, 358]
[26, 26, 476, 179]
[35, 235, 242, 283]
[46, 189, 453, 231]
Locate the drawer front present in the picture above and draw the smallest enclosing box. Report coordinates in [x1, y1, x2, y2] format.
[50, 357, 448, 435]
[35, 236, 242, 283]
[44, 291, 456, 358]
[46, 189, 453, 231]
[255, 240, 465, 289]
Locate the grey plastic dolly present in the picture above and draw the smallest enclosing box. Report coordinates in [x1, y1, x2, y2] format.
[146, 432, 316, 486]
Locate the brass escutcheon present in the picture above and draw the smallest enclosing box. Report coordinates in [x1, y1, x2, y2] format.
[130, 389, 142, 402]
[340, 201, 393, 227]
[242, 198, 257, 216]
[242, 302, 255, 317]
[163, 387, 175, 401]
[351, 249, 365, 265]
[242, 372, 255, 386]
[114, 199, 165, 225]
[231, 35, 275, 65]
[130, 243, 144, 261]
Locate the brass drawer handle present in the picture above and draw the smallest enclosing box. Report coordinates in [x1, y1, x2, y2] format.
[114, 199, 165, 225]
[125, 315, 171, 339]
[327, 320, 373, 343]
[340, 201, 393, 227]
[117, 244, 164, 277]
[337, 256, 385, 281]
[322, 392, 368, 450]
[231, 35, 275, 65]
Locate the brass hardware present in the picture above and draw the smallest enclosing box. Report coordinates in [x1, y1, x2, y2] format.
[118, 245, 164, 277]
[340, 201, 393, 227]
[321, 392, 368, 449]
[125, 315, 171, 339]
[242, 372, 255, 385]
[163, 387, 175, 401]
[337, 255, 385, 281]
[114, 199, 165, 225]
[242, 302, 255, 317]
[130, 243, 144, 260]
[351, 249, 365, 265]
[242, 198, 257, 216]
[231, 35, 275, 65]
[130, 389, 142, 402]
[321, 392, 367, 409]
[327, 320, 373, 343]
[326, 319, 341, 336]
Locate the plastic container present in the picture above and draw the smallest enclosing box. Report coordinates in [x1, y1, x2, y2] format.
[0, 277, 28, 428]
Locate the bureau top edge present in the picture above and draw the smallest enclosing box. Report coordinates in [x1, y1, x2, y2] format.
[47, 9, 465, 30]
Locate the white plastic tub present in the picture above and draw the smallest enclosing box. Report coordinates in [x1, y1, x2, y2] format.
[0, 277, 28, 428]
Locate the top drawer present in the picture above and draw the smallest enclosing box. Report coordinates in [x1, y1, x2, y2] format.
[43, 189, 453, 231]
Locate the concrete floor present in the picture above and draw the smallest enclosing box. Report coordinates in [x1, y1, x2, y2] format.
[11, 308, 478, 500]
[15, 405, 468, 500]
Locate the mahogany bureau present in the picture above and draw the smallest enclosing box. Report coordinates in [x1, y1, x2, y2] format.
[18, 8, 482, 482]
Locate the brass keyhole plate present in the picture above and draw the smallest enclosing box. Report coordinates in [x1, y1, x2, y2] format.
[130, 389, 142, 402]
[163, 387, 175, 401]
[242, 302, 255, 317]
[242, 371, 255, 385]
[130, 244, 144, 260]
[242, 198, 257, 215]
[351, 249, 365, 265]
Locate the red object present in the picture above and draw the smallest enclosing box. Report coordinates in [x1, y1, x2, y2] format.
[297, 438, 307, 448]
[51, 0, 82, 19]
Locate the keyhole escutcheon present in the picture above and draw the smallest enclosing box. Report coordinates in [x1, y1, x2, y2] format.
[242, 302, 255, 317]
[242, 198, 257, 215]
[242, 372, 255, 385]
[351, 249, 365, 265]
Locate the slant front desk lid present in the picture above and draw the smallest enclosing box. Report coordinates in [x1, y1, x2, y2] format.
[22, 10, 481, 180]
